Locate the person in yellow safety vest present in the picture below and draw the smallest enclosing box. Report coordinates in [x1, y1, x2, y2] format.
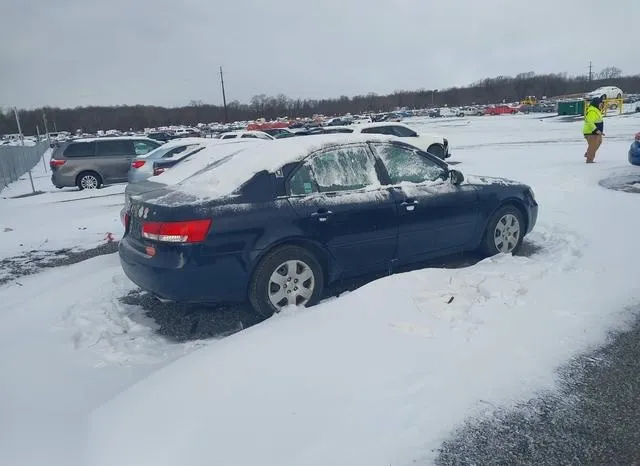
[583, 97, 605, 163]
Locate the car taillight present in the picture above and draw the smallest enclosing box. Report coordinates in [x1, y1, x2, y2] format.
[50, 159, 65, 168]
[141, 219, 211, 243]
[153, 167, 166, 176]
[131, 160, 145, 169]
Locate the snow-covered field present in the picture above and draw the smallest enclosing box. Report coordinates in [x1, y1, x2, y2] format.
[1, 114, 640, 466]
[0, 147, 125, 259]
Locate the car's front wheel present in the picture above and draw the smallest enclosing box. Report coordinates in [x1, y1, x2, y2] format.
[249, 245, 324, 317]
[481, 205, 525, 256]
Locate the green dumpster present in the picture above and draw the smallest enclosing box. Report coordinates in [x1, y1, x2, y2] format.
[557, 100, 586, 116]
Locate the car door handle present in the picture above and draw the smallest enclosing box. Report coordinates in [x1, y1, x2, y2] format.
[311, 210, 333, 222]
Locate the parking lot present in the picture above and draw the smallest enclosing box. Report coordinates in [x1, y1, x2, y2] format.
[1, 113, 640, 465]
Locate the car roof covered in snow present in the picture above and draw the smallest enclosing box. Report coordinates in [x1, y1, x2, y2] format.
[150, 133, 398, 203]
[70, 136, 158, 143]
[148, 137, 207, 148]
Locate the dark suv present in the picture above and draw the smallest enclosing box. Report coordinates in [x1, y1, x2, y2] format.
[50, 137, 161, 189]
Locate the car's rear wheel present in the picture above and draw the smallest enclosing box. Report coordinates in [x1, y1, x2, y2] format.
[76, 171, 102, 190]
[249, 245, 324, 317]
[427, 144, 445, 159]
[481, 205, 524, 256]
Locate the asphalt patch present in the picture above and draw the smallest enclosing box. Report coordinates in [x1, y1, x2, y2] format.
[599, 173, 640, 194]
[434, 310, 640, 466]
[0, 241, 119, 285]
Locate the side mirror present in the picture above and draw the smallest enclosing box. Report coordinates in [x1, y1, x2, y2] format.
[449, 169, 464, 185]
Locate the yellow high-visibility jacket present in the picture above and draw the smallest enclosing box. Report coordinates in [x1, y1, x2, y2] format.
[583, 105, 603, 135]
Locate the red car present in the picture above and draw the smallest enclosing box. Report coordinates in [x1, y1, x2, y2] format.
[484, 105, 518, 116]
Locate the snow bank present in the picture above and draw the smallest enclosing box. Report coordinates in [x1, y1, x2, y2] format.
[89, 114, 640, 466]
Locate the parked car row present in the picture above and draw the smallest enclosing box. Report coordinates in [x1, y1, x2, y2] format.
[118, 134, 538, 317]
[49, 122, 452, 190]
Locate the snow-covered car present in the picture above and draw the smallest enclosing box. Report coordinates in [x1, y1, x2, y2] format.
[121, 139, 262, 224]
[586, 86, 623, 100]
[315, 122, 451, 159]
[128, 137, 206, 183]
[119, 134, 537, 317]
[459, 106, 484, 116]
[629, 133, 640, 166]
[217, 131, 274, 140]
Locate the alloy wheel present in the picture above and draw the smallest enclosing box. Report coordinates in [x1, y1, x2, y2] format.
[268, 260, 315, 310]
[493, 213, 521, 253]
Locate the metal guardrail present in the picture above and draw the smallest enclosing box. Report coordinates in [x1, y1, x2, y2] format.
[0, 141, 49, 191]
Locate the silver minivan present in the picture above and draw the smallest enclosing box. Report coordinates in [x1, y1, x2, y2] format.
[50, 137, 161, 190]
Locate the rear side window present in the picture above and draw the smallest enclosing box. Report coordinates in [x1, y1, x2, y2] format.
[361, 126, 393, 135]
[389, 125, 417, 137]
[241, 134, 257, 139]
[289, 145, 379, 195]
[63, 142, 95, 157]
[221, 134, 237, 139]
[96, 139, 134, 156]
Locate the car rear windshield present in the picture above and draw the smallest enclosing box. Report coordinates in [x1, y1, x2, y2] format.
[63, 142, 95, 157]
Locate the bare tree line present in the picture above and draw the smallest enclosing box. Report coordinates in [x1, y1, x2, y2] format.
[2, 68, 638, 135]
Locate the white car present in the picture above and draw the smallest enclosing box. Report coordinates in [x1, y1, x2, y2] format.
[217, 130, 274, 140]
[586, 86, 623, 100]
[322, 122, 450, 159]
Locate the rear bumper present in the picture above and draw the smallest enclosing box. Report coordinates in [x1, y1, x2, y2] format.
[119, 237, 251, 304]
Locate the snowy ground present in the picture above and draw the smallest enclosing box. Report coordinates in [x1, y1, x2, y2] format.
[1, 113, 640, 466]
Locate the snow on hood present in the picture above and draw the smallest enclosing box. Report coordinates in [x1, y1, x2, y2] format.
[463, 174, 525, 187]
[149, 134, 397, 205]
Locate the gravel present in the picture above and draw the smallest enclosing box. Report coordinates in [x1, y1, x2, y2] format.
[435, 310, 640, 466]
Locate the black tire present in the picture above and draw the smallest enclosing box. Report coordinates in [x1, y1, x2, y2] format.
[427, 144, 445, 159]
[76, 171, 102, 190]
[248, 245, 324, 318]
[601, 94, 607, 101]
[617, 93, 622, 99]
[480, 205, 525, 256]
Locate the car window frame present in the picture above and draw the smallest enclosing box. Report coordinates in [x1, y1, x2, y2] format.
[62, 141, 96, 157]
[95, 139, 135, 157]
[369, 141, 449, 186]
[286, 143, 384, 197]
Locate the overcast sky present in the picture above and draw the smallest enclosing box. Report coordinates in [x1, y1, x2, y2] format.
[1, 0, 639, 109]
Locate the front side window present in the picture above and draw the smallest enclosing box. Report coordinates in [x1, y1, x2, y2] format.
[372, 144, 446, 184]
[241, 134, 257, 139]
[310, 145, 379, 192]
[221, 134, 237, 139]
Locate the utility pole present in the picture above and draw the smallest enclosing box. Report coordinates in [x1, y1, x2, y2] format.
[588, 61, 593, 82]
[42, 109, 50, 143]
[219, 66, 229, 124]
[13, 107, 36, 194]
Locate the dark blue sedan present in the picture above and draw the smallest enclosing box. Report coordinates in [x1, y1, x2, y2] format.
[119, 135, 538, 317]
